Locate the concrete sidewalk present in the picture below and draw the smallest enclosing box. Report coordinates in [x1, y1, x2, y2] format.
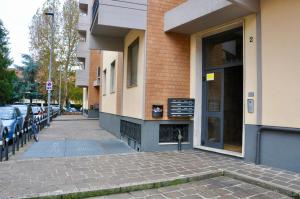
[15, 115, 134, 160]
[53, 114, 97, 121]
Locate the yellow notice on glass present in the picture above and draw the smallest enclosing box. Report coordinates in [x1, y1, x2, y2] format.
[206, 73, 215, 81]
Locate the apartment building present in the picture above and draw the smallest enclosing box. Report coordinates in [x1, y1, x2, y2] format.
[77, 0, 300, 172]
[76, 0, 101, 118]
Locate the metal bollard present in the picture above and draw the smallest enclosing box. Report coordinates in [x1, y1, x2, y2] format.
[28, 127, 31, 141]
[37, 121, 40, 132]
[0, 140, 3, 162]
[5, 138, 9, 161]
[16, 131, 20, 151]
[21, 130, 24, 147]
[177, 129, 183, 151]
[12, 133, 15, 155]
[24, 128, 27, 144]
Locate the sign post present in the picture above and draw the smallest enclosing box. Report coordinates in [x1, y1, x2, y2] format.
[45, 12, 54, 127]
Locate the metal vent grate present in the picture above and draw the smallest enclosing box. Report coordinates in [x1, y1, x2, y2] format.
[120, 120, 141, 145]
[159, 124, 189, 143]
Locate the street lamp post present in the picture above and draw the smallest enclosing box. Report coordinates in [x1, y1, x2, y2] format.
[58, 65, 62, 115]
[45, 12, 54, 126]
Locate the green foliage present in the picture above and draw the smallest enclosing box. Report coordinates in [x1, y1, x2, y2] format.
[0, 19, 14, 103]
[68, 72, 82, 103]
[14, 54, 40, 102]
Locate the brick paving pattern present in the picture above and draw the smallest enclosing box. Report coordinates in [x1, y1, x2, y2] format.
[0, 150, 299, 198]
[92, 176, 290, 199]
[0, 116, 299, 198]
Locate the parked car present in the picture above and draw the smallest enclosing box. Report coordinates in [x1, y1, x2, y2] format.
[0, 107, 23, 140]
[39, 106, 47, 118]
[0, 119, 9, 142]
[11, 104, 33, 132]
[65, 107, 79, 112]
[45, 106, 53, 116]
[51, 105, 60, 113]
[32, 106, 43, 122]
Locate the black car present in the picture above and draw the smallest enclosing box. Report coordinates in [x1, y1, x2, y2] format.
[11, 104, 34, 132]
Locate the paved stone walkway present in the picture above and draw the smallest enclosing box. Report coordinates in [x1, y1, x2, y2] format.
[92, 176, 289, 199]
[0, 150, 299, 198]
[1, 116, 299, 198]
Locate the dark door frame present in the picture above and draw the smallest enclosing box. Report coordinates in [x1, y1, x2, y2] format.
[201, 27, 244, 150]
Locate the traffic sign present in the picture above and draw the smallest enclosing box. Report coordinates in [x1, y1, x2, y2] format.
[46, 81, 53, 91]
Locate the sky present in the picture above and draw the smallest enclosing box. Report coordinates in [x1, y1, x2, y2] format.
[0, 0, 45, 67]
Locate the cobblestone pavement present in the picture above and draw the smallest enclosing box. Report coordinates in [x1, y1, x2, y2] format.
[1, 116, 299, 198]
[0, 150, 299, 198]
[92, 176, 290, 199]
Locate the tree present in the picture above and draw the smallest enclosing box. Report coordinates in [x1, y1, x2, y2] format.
[29, 0, 61, 104]
[14, 54, 40, 103]
[60, 0, 80, 106]
[0, 19, 15, 104]
[68, 71, 82, 104]
[29, 0, 81, 106]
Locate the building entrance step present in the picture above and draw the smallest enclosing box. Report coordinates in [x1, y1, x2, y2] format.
[27, 170, 299, 199]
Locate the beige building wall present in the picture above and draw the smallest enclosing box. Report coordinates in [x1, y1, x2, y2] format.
[82, 87, 88, 110]
[261, 0, 300, 128]
[101, 51, 119, 114]
[116, 52, 124, 115]
[244, 14, 258, 125]
[122, 30, 146, 119]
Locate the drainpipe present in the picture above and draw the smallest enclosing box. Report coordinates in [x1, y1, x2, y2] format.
[255, 125, 262, 164]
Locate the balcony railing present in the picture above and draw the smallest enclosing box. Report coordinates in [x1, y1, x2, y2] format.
[91, 0, 99, 27]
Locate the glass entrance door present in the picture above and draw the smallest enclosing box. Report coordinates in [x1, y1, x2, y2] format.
[203, 70, 224, 149]
[201, 27, 243, 153]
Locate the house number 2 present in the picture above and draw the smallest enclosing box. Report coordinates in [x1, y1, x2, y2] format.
[249, 36, 254, 43]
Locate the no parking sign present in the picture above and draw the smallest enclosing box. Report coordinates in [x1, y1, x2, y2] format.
[46, 81, 53, 91]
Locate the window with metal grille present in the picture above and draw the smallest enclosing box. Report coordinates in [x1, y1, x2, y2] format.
[120, 120, 141, 144]
[159, 124, 189, 143]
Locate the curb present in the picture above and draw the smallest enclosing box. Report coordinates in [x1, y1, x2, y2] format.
[224, 170, 300, 199]
[26, 170, 223, 199]
[24, 169, 300, 199]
